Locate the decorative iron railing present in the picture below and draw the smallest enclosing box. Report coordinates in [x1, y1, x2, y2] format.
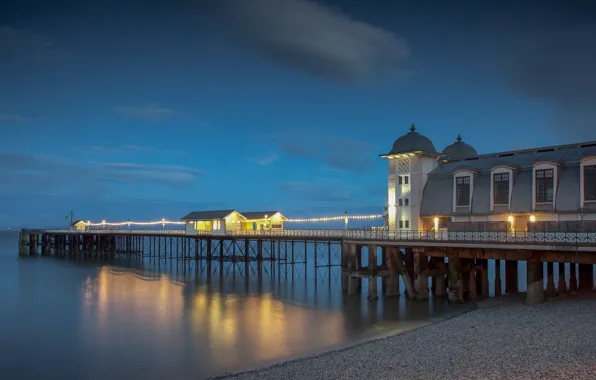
[32, 228, 596, 245]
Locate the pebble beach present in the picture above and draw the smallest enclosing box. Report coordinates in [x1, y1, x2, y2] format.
[214, 295, 596, 380]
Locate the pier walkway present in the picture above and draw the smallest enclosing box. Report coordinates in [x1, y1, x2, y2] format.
[17, 228, 596, 305]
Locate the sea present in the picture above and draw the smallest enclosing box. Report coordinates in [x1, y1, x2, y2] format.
[0, 230, 480, 379]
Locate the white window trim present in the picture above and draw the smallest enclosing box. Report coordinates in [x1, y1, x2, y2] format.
[490, 166, 514, 211]
[532, 162, 559, 210]
[453, 169, 475, 213]
[580, 157, 596, 207]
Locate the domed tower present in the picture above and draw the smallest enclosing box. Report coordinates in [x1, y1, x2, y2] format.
[380, 124, 441, 231]
[441, 134, 478, 161]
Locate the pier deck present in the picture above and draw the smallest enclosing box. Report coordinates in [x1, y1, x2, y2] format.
[17, 228, 596, 305]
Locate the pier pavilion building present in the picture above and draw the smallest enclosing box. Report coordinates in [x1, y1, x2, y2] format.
[181, 210, 287, 235]
[382, 124, 596, 233]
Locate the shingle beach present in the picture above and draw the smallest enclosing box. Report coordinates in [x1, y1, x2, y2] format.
[214, 295, 596, 380]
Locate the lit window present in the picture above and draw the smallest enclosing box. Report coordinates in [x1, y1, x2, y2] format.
[399, 221, 403, 229]
[404, 198, 409, 206]
[535, 169, 554, 203]
[405, 220, 409, 228]
[493, 173, 510, 205]
[456, 176, 471, 206]
[585, 165, 596, 201]
[398, 199, 403, 206]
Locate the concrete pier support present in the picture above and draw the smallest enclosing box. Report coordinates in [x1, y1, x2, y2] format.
[368, 277, 378, 300]
[558, 263, 567, 296]
[578, 264, 593, 293]
[367, 245, 378, 300]
[384, 247, 400, 296]
[526, 259, 544, 305]
[468, 261, 477, 300]
[505, 260, 518, 295]
[481, 259, 489, 298]
[494, 260, 502, 297]
[414, 251, 429, 300]
[434, 262, 447, 297]
[546, 262, 556, 298]
[570, 264, 578, 295]
[447, 257, 464, 303]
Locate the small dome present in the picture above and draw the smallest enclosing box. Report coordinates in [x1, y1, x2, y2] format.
[386, 123, 437, 156]
[442, 134, 478, 160]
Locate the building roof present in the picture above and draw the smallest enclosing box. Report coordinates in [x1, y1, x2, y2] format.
[420, 141, 596, 216]
[240, 211, 286, 220]
[180, 210, 240, 221]
[441, 134, 478, 160]
[70, 220, 85, 226]
[381, 124, 438, 157]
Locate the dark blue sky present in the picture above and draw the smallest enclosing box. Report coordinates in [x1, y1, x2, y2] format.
[1, 0, 595, 228]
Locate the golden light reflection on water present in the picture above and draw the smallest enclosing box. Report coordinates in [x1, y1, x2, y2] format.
[82, 266, 348, 373]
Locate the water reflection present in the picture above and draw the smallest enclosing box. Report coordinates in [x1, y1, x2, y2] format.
[0, 231, 470, 380]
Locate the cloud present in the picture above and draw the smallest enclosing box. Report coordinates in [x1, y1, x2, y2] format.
[274, 132, 374, 172]
[0, 153, 207, 194]
[246, 154, 279, 166]
[81, 145, 185, 156]
[506, 24, 596, 140]
[212, 0, 410, 83]
[113, 104, 173, 120]
[0, 25, 67, 63]
[0, 113, 33, 123]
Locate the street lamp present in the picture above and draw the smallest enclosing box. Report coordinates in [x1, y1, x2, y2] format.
[344, 211, 348, 230]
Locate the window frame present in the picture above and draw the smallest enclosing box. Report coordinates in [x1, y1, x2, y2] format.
[493, 172, 510, 206]
[452, 169, 476, 213]
[404, 198, 409, 207]
[532, 162, 558, 210]
[399, 220, 403, 229]
[455, 175, 471, 207]
[584, 165, 596, 201]
[405, 220, 409, 229]
[581, 157, 596, 206]
[535, 168, 554, 203]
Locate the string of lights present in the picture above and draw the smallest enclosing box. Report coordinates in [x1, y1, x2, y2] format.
[80, 213, 384, 226]
[85, 219, 185, 226]
[285, 214, 383, 223]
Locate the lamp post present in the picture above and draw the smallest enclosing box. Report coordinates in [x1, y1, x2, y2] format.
[162, 218, 165, 230]
[344, 211, 348, 230]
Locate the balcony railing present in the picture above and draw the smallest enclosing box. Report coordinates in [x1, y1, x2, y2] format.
[33, 228, 596, 245]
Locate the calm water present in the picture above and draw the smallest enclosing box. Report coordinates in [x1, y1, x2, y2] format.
[0, 231, 472, 379]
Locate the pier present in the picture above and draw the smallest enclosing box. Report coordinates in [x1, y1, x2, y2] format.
[18, 228, 596, 304]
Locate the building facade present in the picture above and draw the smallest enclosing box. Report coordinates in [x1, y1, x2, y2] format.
[181, 210, 287, 235]
[382, 125, 596, 232]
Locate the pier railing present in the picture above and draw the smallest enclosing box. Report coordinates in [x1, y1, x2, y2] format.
[34, 229, 596, 245]
[226, 229, 596, 245]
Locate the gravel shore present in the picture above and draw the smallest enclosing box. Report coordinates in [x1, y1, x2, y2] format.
[214, 295, 596, 380]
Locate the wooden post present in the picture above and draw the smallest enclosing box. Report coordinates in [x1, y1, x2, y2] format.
[367, 245, 378, 300]
[558, 262, 567, 296]
[481, 259, 489, 298]
[385, 246, 400, 296]
[494, 259, 502, 297]
[448, 257, 464, 303]
[468, 260, 477, 300]
[526, 257, 544, 304]
[434, 261, 447, 297]
[546, 262, 555, 297]
[505, 260, 518, 295]
[391, 247, 416, 299]
[578, 264, 593, 293]
[414, 249, 429, 300]
[570, 263, 578, 295]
